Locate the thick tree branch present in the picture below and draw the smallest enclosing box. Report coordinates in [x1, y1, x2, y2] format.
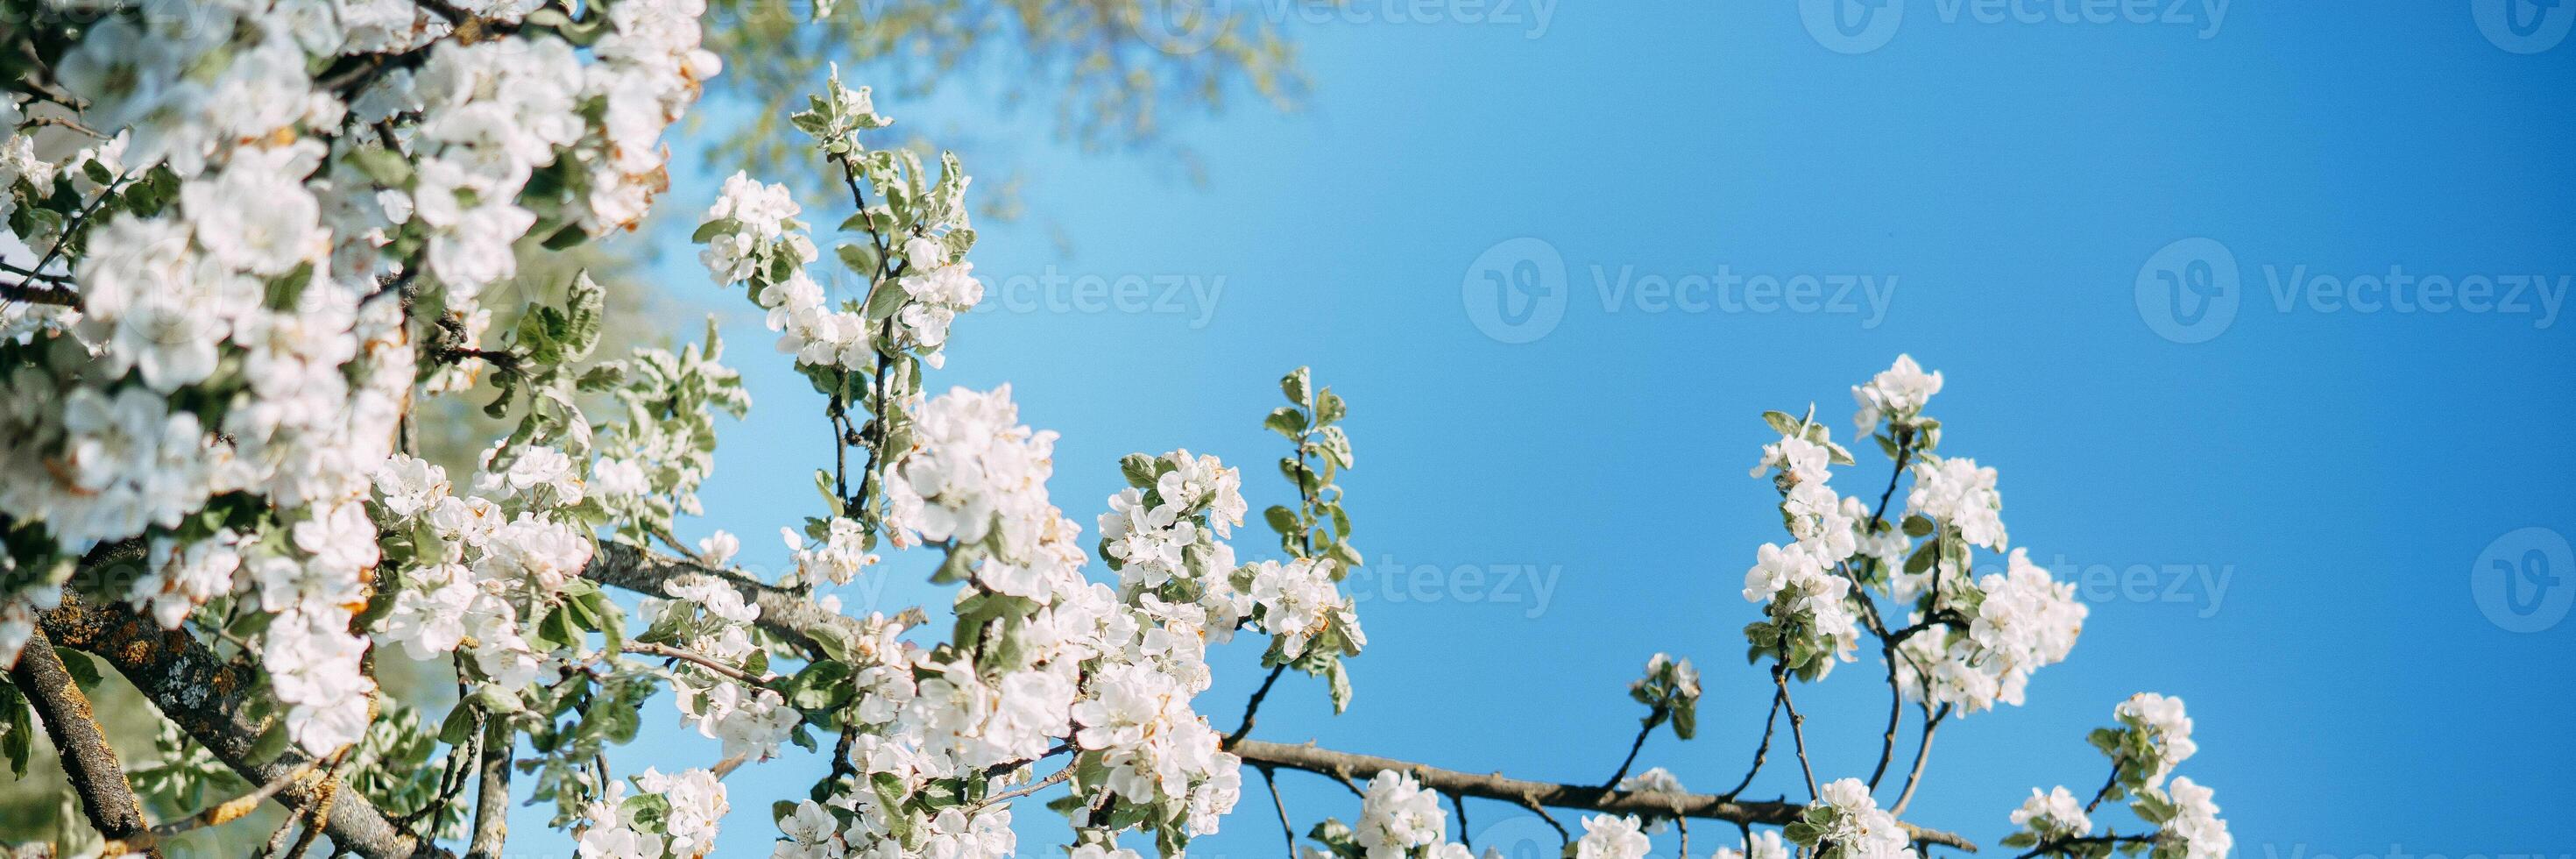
[7, 628, 163, 857]
[37, 595, 451, 859]
[1227, 739, 1980, 852]
[463, 718, 511, 859]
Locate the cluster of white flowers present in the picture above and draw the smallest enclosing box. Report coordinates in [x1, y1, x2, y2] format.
[369, 452, 594, 706]
[654, 582, 802, 763]
[0, 0, 716, 774]
[2109, 692, 2198, 790]
[1099, 449, 1254, 628]
[1851, 353, 1943, 437]
[696, 138, 981, 373]
[2140, 777, 2232, 859]
[1574, 813, 1653, 859]
[1895, 548, 2087, 713]
[1743, 541, 1860, 671]
[696, 173, 863, 367]
[1353, 771, 1457, 859]
[1751, 428, 1868, 564]
[2008, 785, 2092, 840]
[885, 235, 983, 368]
[578, 768, 730, 859]
[1242, 556, 1363, 661]
[1905, 457, 2006, 551]
[754, 392, 1246, 856]
[1801, 777, 1920, 859]
[783, 516, 877, 586]
[1744, 411, 1879, 676]
[886, 386, 1093, 602]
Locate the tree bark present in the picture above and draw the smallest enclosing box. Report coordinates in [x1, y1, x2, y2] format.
[37, 595, 450, 859]
[6, 628, 163, 857]
[463, 718, 510, 859]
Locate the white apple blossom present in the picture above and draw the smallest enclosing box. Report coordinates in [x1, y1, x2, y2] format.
[1807, 777, 1919, 859]
[2009, 786, 2091, 840]
[1355, 771, 1447, 859]
[2111, 692, 2198, 790]
[1573, 814, 1652, 859]
[2143, 777, 2231, 859]
[1852, 354, 1943, 437]
[1907, 457, 2006, 550]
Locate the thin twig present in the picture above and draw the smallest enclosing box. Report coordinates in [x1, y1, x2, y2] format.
[1450, 790, 1472, 850]
[622, 642, 774, 686]
[1230, 740, 1978, 851]
[1261, 765, 1296, 859]
[1773, 663, 1821, 801]
[1867, 646, 1907, 791]
[1603, 713, 1660, 788]
[1721, 692, 1785, 800]
[1225, 664, 1289, 747]
[1889, 704, 1950, 816]
[149, 761, 317, 839]
[975, 765, 1074, 810]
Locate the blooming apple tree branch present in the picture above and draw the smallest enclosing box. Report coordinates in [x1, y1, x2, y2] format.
[0, 2, 2237, 857]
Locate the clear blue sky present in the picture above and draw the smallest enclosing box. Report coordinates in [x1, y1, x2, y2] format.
[511, 3, 2576, 855]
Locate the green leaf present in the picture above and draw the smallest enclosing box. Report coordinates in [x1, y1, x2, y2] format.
[1313, 388, 1346, 425]
[440, 704, 481, 744]
[1281, 367, 1312, 407]
[539, 218, 589, 249]
[1904, 540, 1938, 574]
[1263, 505, 1300, 538]
[836, 243, 874, 274]
[1119, 453, 1160, 489]
[1263, 407, 1307, 438]
[863, 276, 909, 320]
[0, 680, 28, 777]
[690, 217, 740, 244]
[1763, 410, 1802, 436]
[52, 647, 101, 690]
[346, 146, 414, 187]
[1324, 658, 1353, 714]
